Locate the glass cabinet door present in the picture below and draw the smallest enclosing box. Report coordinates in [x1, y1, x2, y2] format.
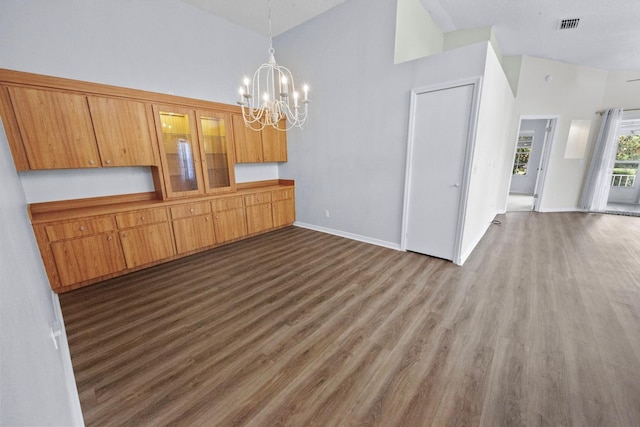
[196, 110, 236, 194]
[153, 106, 204, 198]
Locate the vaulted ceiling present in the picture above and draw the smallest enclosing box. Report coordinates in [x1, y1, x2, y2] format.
[182, 0, 640, 71]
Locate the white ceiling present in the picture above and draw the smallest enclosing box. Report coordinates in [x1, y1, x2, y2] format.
[181, 0, 349, 37]
[183, 0, 640, 71]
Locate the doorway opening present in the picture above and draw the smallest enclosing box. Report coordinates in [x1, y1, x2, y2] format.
[506, 117, 556, 212]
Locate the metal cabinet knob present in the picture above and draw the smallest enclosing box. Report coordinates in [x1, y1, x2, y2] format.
[140, 216, 145, 221]
[88, 160, 95, 165]
[105, 159, 111, 165]
[190, 208, 194, 213]
[107, 236, 112, 241]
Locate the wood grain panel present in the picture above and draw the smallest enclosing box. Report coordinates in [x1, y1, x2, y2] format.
[272, 197, 295, 227]
[88, 96, 156, 167]
[211, 195, 244, 212]
[115, 208, 168, 229]
[172, 215, 216, 254]
[244, 191, 271, 207]
[232, 113, 263, 163]
[51, 232, 126, 287]
[8, 86, 100, 169]
[59, 214, 640, 426]
[213, 208, 247, 243]
[45, 216, 116, 242]
[169, 202, 211, 220]
[119, 222, 175, 268]
[261, 117, 287, 162]
[246, 203, 273, 234]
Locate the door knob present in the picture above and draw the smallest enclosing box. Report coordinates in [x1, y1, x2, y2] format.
[454, 183, 460, 187]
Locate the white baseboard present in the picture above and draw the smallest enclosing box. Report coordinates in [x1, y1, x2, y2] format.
[457, 220, 492, 266]
[537, 207, 585, 213]
[294, 222, 402, 251]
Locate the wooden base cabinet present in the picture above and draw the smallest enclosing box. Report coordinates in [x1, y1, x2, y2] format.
[120, 222, 175, 269]
[271, 188, 295, 227]
[245, 191, 273, 235]
[29, 181, 295, 292]
[51, 232, 126, 287]
[171, 201, 216, 254]
[212, 196, 247, 243]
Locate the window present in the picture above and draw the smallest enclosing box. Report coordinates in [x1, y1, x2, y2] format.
[513, 134, 532, 175]
[611, 134, 640, 187]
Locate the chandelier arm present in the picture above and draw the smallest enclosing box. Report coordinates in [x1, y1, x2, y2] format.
[237, 0, 309, 131]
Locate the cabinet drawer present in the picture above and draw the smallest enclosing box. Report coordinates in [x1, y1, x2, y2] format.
[244, 191, 272, 206]
[45, 216, 116, 242]
[271, 188, 294, 202]
[211, 196, 244, 212]
[116, 207, 168, 229]
[170, 202, 211, 219]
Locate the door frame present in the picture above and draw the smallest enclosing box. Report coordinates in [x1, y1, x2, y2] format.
[401, 77, 483, 265]
[505, 115, 558, 212]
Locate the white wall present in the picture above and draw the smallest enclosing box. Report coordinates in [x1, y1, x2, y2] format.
[510, 56, 609, 211]
[0, 0, 275, 423]
[1, 0, 276, 203]
[0, 122, 81, 425]
[602, 70, 640, 110]
[394, 0, 443, 64]
[276, 0, 489, 247]
[460, 44, 515, 263]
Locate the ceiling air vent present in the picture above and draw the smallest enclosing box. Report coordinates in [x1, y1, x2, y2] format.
[558, 18, 580, 30]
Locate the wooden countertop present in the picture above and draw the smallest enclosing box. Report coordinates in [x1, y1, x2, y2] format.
[29, 179, 294, 224]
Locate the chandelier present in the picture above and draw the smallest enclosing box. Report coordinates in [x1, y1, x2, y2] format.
[237, 0, 309, 131]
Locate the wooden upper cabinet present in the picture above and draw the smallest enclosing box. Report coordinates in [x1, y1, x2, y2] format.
[262, 118, 288, 162]
[232, 113, 263, 162]
[196, 110, 236, 194]
[153, 105, 205, 198]
[8, 86, 100, 169]
[87, 96, 156, 167]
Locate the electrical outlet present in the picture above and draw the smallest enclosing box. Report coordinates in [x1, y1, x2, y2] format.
[324, 210, 330, 218]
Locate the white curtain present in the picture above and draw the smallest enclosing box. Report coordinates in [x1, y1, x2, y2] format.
[580, 108, 623, 211]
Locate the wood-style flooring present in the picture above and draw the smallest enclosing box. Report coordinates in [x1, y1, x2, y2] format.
[59, 212, 640, 426]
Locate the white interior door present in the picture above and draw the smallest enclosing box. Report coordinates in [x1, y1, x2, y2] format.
[404, 83, 474, 261]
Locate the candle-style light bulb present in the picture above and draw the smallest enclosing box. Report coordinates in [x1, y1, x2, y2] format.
[303, 84, 309, 102]
[281, 76, 289, 95]
[238, 87, 245, 104]
[293, 91, 299, 108]
[243, 77, 250, 96]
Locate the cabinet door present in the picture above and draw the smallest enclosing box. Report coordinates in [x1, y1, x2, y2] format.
[173, 215, 216, 254]
[196, 110, 236, 194]
[273, 198, 295, 228]
[88, 96, 156, 166]
[8, 86, 100, 169]
[246, 203, 274, 235]
[51, 232, 126, 287]
[232, 113, 263, 163]
[262, 118, 288, 162]
[153, 105, 204, 198]
[213, 208, 247, 243]
[119, 222, 176, 268]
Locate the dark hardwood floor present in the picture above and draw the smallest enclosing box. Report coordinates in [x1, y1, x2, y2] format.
[59, 212, 640, 426]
